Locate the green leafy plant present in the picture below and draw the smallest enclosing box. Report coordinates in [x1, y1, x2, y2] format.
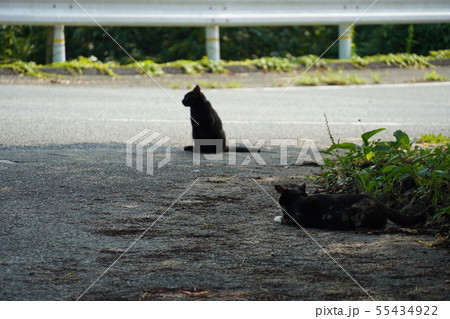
[293, 54, 328, 68]
[294, 70, 365, 86]
[0, 25, 47, 62]
[199, 56, 227, 73]
[197, 80, 243, 89]
[424, 70, 448, 82]
[417, 133, 450, 144]
[2, 50, 450, 81]
[429, 49, 450, 60]
[49, 56, 118, 76]
[351, 53, 431, 68]
[131, 60, 163, 76]
[295, 73, 321, 86]
[318, 124, 449, 241]
[1, 60, 48, 78]
[225, 81, 243, 88]
[165, 59, 205, 74]
[251, 57, 296, 72]
[370, 72, 382, 84]
[323, 70, 365, 85]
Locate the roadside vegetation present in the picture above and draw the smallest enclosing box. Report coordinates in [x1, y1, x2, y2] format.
[293, 70, 366, 86]
[417, 133, 450, 144]
[169, 81, 243, 89]
[1, 24, 448, 81]
[317, 117, 450, 246]
[424, 70, 449, 82]
[1, 50, 450, 83]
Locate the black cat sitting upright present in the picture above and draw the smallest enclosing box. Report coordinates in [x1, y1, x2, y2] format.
[274, 184, 425, 230]
[182, 85, 256, 153]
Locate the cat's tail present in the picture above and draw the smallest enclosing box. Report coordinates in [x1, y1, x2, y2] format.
[184, 145, 261, 153]
[184, 145, 223, 153]
[385, 207, 426, 227]
[225, 146, 261, 153]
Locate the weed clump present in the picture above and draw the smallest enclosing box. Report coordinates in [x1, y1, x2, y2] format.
[318, 117, 449, 244]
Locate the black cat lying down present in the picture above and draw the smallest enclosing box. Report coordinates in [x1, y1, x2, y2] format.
[182, 85, 257, 153]
[274, 184, 424, 230]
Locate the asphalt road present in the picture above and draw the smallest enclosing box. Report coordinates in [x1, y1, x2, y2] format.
[1, 82, 450, 301]
[1, 82, 449, 149]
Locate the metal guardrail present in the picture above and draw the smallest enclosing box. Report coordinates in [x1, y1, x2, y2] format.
[2, 0, 450, 26]
[1, 0, 449, 61]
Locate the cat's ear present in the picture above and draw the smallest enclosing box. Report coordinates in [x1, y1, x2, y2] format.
[194, 85, 201, 93]
[274, 185, 286, 195]
[299, 183, 306, 194]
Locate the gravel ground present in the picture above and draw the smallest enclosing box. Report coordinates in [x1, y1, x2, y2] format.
[1, 145, 448, 301]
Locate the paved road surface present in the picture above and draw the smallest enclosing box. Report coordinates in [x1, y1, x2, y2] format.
[1, 82, 449, 148]
[1, 82, 450, 301]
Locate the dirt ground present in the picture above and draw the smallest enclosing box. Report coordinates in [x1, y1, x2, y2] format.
[1, 145, 449, 301]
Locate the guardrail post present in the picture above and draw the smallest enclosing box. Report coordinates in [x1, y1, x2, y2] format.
[53, 24, 66, 62]
[338, 24, 352, 60]
[45, 27, 54, 64]
[205, 25, 220, 61]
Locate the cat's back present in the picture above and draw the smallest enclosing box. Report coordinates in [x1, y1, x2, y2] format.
[306, 193, 376, 207]
[305, 193, 385, 229]
[189, 99, 214, 124]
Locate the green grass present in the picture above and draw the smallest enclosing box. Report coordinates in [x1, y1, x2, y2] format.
[424, 70, 448, 82]
[350, 52, 432, 68]
[295, 73, 321, 86]
[2, 50, 450, 79]
[169, 81, 242, 89]
[370, 72, 383, 84]
[225, 81, 243, 88]
[417, 133, 450, 144]
[428, 49, 450, 60]
[164, 56, 227, 74]
[324, 71, 365, 85]
[1, 56, 119, 77]
[198, 81, 243, 89]
[250, 56, 296, 72]
[168, 83, 181, 89]
[1, 60, 48, 78]
[130, 60, 163, 76]
[164, 59, 205, 74]
[294, 70, 365, 86]
[49, 56, 118, 77]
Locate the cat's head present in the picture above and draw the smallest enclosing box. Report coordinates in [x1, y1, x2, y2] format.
[275, 183, 306, 197]
[274, 183, 307, 225]
[182, 85, 206, 107]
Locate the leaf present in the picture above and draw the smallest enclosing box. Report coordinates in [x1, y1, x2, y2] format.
[365, 151, 374, 161]
[417, 168, 430, 178]
[381, 165, 397, 173]
[366, 179, 382, 192]
[412, 152, 438, 163]
[393, 130, 411, 150]
[373, 141, 395, 152]
[361, 128, 386, 145]
[327, 142, 358, 152]
[435, 162, 450, 171]
[386, 165, 412, 180]
[432, 170, 450, 179]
